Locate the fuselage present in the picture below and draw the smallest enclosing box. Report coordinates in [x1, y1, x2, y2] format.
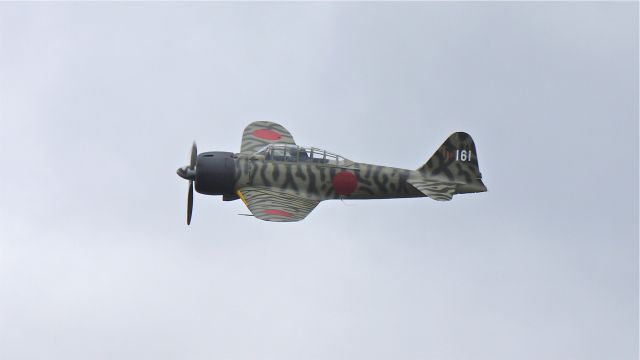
[232, 154, 424, 201]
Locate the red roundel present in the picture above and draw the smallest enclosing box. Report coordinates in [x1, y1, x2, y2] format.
[332, 171, 358, 196]
[252, 129, 282, 141]
[263, 209, 292, 218]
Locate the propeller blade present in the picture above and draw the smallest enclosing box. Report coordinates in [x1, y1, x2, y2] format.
[190, 142, 197, 169]
[187, 180, 194, 225]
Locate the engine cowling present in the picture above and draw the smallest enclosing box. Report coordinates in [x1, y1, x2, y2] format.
[194, 152, 236, 195]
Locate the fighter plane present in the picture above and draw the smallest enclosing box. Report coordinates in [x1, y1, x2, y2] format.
[177, 121, 487, 223]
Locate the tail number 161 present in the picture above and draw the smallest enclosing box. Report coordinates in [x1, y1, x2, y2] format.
[455, 150, 472, 162]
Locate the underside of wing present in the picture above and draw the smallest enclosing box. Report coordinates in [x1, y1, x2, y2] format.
[240, 121, 296, 154]
[237, 187, 320, 222]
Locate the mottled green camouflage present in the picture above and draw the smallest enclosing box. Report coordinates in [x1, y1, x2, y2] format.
[230, 121, 486, 221]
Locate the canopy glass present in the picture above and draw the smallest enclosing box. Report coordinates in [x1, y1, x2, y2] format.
[255, 144, 352, 166]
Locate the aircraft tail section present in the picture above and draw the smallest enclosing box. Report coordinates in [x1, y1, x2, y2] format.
[409, 132, 487, 201]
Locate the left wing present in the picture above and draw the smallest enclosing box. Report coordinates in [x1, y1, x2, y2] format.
[237, 187, 320, 222]
[240, 121, 296, 154]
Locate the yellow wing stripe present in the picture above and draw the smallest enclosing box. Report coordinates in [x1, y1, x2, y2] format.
[236, 190, 249, 207]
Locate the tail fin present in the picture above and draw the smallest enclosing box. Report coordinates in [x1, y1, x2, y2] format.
[410, 132, 487, 200]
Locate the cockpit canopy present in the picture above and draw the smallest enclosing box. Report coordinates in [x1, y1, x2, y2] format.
[255, 144, 352, 166]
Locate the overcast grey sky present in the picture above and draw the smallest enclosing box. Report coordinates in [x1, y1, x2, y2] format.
[0, 2, 637, 360]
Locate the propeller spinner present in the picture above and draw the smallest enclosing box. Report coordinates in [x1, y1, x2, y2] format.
[177, 142, 197, 225]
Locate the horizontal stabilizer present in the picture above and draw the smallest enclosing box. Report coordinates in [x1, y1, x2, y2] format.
[407, 177, 456, 201]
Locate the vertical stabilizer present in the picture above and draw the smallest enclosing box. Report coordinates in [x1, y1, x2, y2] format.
[410, 132, 486, 200]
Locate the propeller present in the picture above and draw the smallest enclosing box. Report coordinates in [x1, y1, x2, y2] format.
[187, 178, 193, 225]
[177, 142, 197, 225]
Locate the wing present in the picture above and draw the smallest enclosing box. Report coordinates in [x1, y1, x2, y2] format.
[237, 187, 320, 222]
[240, 121, 296, 154]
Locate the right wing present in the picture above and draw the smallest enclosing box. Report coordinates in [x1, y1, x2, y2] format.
[239, 121, 296, 154]
[237, 187, 320, 222]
